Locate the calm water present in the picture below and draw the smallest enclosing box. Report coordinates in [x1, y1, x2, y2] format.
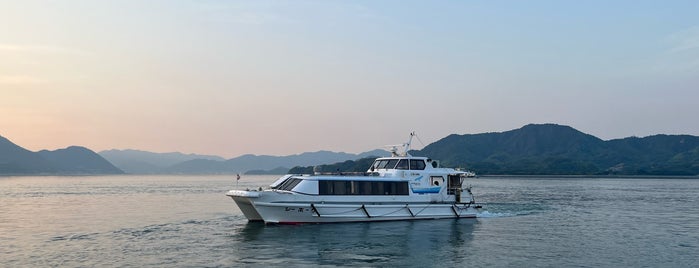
[1, 175, 698, 267]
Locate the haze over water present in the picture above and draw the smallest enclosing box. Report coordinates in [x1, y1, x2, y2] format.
[2, 175, 697, 267]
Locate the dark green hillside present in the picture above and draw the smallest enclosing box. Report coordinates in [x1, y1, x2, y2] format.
[417, 124, 699, 175]
[418, 124, 606, 174]
[604, 135, 699, 175]
[287, 124, 699, 176]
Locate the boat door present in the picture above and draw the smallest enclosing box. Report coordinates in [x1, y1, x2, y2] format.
[447, 175, 463, 202]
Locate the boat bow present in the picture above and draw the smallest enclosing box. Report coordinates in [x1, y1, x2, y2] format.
[226, 190, 261, 198]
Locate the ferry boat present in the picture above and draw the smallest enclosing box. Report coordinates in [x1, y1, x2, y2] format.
[226, 133, 481, 224]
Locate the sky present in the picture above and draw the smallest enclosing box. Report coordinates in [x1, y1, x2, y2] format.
[2, 1, 699, 158]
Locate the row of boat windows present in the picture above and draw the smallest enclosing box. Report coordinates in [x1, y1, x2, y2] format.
[372, 159, 426, 170]
[318, 180, 409, 195]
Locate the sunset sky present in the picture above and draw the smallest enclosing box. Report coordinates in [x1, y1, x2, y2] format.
[2, 1, 699, 157]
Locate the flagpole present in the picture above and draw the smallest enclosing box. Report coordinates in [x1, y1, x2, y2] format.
[236, 173, 240, 189]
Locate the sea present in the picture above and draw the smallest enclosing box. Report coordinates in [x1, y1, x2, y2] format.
[1, 175, 698, 267]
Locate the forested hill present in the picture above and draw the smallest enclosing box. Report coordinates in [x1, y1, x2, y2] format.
[417, 124, 699, 175]
[0, 135, 123, 175]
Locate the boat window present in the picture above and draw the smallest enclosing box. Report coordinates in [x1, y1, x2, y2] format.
[388, 181, 408, 195]
[371, 181, 385, 195]
[359, 181, 372, 195]
[395, 159, 409, 170]
[374, 160, 389, 169]
[333, 181, 348, 195]
[275, 177, 293, 190]
[410, 160, 426, 170]
[318, 180, 409, 195]
[319, 179, 333, 195]
[278, 178, 303, 191]
[384, 159, 399, 169]
[371, 160, 380, 170]
[270, 175, 293, 189]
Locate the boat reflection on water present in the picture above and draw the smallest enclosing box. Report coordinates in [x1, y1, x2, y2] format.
[229, 219, 478, 266]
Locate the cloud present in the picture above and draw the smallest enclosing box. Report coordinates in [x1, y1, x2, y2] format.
[666, 26, 699, 53]
[650, 26, 699, 74]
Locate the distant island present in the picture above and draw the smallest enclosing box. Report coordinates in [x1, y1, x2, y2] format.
[2, 123, 699, 176]
[0, 136, 123, 175]
[98, 149, 390, 175]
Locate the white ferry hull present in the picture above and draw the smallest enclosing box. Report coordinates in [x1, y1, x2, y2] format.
[227, 191, 478, 224]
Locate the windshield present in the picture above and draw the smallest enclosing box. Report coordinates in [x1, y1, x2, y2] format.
[371, 159, 401, 169]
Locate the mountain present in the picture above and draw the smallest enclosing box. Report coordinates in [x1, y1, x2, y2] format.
[289, 157, 379, 174]
[0, 135, 123, 175]
[99, 149, 225, 174]
[244, 167, 290, 175]
[0, 135, 57, 174]
[164, 150, 391, 174]
[99, 148, 391, 174]
[417, 124, 699, 175]
[8, 124, 697, 176]
[357, 149, 392, 158]
[221, 150, 386, 172]
[603, 135, 699, 175]
[38, 146, 124, 174]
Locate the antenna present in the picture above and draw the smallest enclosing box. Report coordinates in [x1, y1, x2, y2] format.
[404, 131, 415, 157]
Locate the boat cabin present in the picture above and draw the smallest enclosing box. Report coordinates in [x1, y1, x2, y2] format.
[269, 155, 471, 203]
